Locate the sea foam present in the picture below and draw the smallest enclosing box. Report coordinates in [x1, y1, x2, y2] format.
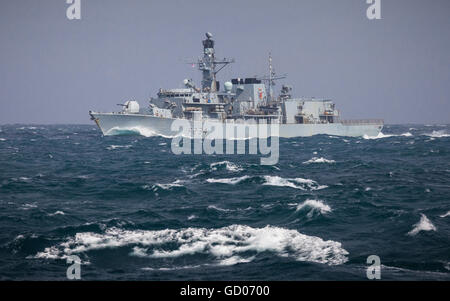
[210, 161, 243, 172]
[424, 130, 450, 138]
[303, 157, 336, 164]
[262, 176, 327, 190]
[33, 225, 349, 266]
[106, 144, 132, 150]
[363, 133, 396, 140]
[206, 176, 250, 185]
[408, 214, 437, 236]
[296, 200, 332, 217]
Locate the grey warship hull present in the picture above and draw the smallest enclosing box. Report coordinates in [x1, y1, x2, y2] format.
[90, 112, 383, 138]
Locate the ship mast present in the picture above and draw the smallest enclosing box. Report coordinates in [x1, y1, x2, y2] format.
[258, 53, 286, 104]
[196, 32, 234, 92]
[269, 53, 274, 102]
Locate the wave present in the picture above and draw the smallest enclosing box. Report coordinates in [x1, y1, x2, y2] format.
[206, 175, 250, 185]
[303, 157, 336, 164]
[143, 180, 185, 191]
[105, 126, 157, 137]
[363, 132, 396, 140]
[207, 205, 254, 213]
[207, 205, 233, 212]
[363, 132, 413, 140]
[32, 225, 349, 266]
[296, 200, 332, 217]
[141, 265, 203, 271]
[187, 215, 197, 220]
[13, 177, 31, 182]
[262, 175, 328, 190]
[20, 203, 37, 210]
[206, 175, 327, 190]
[424, 130, 450, 138]
[210, 161, 243, 172]
[440, 211, 450, 218]
[106, 144, 132, 150]
[48, 211, 65, 216]
[408, 214, 437, 236]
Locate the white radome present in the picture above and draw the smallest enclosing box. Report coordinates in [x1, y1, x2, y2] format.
[224, 81, 233, 92]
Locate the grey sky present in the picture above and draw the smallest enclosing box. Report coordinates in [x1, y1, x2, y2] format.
[0, 0, 449, 124]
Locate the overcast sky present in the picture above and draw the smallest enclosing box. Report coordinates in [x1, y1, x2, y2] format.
[0, 0, 449, 124]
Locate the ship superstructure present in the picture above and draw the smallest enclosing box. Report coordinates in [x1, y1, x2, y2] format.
[90, 33, 383, 138]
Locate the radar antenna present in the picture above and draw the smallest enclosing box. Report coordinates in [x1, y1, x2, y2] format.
[257, 53, 286, 103]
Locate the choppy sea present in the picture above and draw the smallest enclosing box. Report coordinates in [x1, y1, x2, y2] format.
[0, 124, 449, 280]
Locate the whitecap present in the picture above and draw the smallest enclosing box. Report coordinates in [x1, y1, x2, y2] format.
[262, 175, 327, 191]
[143, 180, 185, 191]
[440, 211, 450, 218]
[363, 132, 396, 140]
[407, 214, 437, 236]
[106, 144, 132, 150]
[219, 255, 256, 266]
[423, 130, 450, 138]
[20, 203, 37, 210]
[0, 138, 6, 141]
[303, 157, 336, 164]
[207, 205, 232, 212]
[187, 215, 197, 220]
[33, 225, 349, 266]
[296, 200, 332, 218]
[48, 211, 65, 216]
[206, 175, 250, 185]
[210, 161, 243, 172]
[141, 265, 203, 271]
[401, 132, 413, 137]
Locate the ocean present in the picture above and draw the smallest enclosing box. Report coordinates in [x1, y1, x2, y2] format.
[0, 124, 449, 280]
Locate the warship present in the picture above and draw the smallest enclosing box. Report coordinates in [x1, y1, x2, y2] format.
[89, 32, 383, 138]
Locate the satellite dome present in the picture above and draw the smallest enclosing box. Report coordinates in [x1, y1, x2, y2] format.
[224, 81, 233, 92]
